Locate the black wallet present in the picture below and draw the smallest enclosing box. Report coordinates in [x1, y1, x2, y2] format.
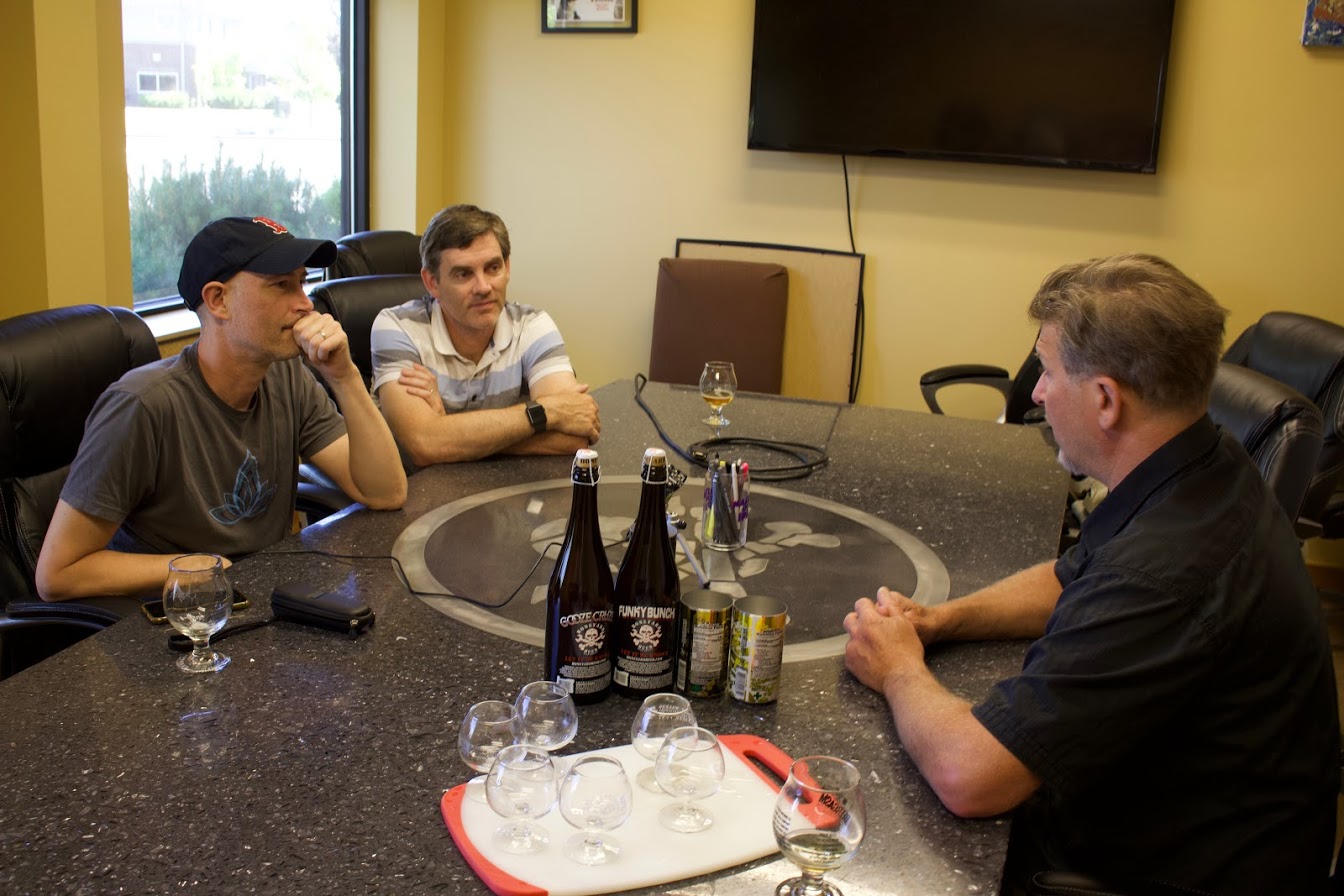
[270, 582, 375, 638]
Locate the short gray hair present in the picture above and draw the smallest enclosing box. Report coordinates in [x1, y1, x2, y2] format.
[1028, 253, 1228, 413]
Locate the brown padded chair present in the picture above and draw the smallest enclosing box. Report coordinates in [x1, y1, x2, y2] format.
[648, 257, 788, 394]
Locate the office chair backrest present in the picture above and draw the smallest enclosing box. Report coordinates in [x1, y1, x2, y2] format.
[0, 305, 160, 593]
[1207, 361, 1323, 523]
[1222, 311, 1344, 531]
[308, 274, 427, 389]
[1004, 352, 1044, 425]
[648, 257, 789, 394]
[326, 230, 422, 280]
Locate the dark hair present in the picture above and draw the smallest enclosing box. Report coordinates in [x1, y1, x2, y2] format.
[419, 204, 511, 277]
[1028, 253, 1228, 413]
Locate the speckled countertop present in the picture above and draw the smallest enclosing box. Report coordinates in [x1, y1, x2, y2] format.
[0, 381, 1067, 896]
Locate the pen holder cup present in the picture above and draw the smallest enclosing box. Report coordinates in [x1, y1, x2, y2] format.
[701, 461, 749, 552]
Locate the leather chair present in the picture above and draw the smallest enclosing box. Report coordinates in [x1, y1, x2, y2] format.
[301, 274, 427, 500]
[648, 257, 788, 394]
[307, 273, 426, 391]
[1222, 311, 1344, 539]
[0, 305, 161, 678]
[1207, 361, 1323, 524]
[1030, 871, 1213, 895]
[920, 349, 1045, 425]
[325, 229, 422, 280]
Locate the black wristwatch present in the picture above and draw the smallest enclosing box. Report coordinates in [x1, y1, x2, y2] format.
[525, 401, 547, 434]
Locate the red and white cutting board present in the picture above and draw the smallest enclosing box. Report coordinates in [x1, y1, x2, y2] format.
[441, 734, 791, 896]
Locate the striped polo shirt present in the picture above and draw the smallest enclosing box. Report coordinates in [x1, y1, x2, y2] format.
[369, 295, 574, 412]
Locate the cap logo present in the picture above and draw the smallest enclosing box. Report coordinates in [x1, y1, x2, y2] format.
[252, 216, 289, 235]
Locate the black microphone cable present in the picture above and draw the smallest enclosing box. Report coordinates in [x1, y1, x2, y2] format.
[632, 374, 830, 481]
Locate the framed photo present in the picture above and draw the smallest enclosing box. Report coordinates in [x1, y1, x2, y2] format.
[543, 0, 637, 34]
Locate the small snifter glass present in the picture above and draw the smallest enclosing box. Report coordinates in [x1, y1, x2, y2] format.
[653, 725, 725, 832]
[163, 553, 232, 674]
[514, 680, 579, 754]
[557, 755, 633, 865]
[458, 700, 519, 802]
[630, 693, 697, 792]
[772, 755, 866, 896]
[485, 744, 558, 855]
[699, 361, 738, 431]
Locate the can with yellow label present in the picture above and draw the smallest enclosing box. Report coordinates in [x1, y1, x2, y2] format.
[728, 595, 787, 704]
[675, 589, 733, 698]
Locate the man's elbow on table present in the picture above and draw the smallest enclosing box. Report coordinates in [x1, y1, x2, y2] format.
[922, 747, 1040, 819]
[361, 485, 407, 511]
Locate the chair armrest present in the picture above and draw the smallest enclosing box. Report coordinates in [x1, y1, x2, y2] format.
[5, 595, 141, 626]
[297, 480, 353, 526]
[1031, 871, 1212, 896]
[918, 364, 1013, 416]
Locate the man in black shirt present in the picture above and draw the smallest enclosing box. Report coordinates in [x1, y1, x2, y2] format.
[844, 254, 1339, 895]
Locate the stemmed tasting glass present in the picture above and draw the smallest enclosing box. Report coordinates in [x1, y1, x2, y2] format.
[699, 361, 738, 431]
[163, 553, 232, 674]
[630, 693, 697, 792]
[515, 681, 579, 756]
[772, 755, 866, 896]
[458, 700, 520, 803]
[653, 726, 725, 833]
[485, 743, 558, 855]
[557, 755, 633, 865]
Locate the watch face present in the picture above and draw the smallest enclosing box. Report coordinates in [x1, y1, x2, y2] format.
[527, 402, 546, 433]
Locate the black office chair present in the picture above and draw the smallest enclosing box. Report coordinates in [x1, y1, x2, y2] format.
[324, 230, 422, 280]
[1222, 311, 1344, 539]
[308, 273, 426, 391]
[1030, 871, 1213, 895]
[920, 349, 1045, 426]
[300, 274, 427, 500]
[0, 305, 161, 678]
[1207, 361, 1323, 527]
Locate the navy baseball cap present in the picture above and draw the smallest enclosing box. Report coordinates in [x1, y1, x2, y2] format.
[176, 216, 338, 310]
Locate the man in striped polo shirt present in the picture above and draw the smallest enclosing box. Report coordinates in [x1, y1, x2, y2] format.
[369, 204, 601, 466]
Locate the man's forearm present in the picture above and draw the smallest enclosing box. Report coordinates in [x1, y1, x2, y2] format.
[883, 662, 1041, 817]
[933, 560, 1061, 643]
[501, 430, 588, 457]
[399, 404, 542, 465]
[327, 376, 408, 507]
[40, 549, 182, 601]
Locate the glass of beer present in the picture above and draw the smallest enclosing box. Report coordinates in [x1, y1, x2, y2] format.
[699, 361, 737, 431]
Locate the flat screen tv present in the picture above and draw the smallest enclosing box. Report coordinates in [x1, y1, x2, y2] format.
[748, 1, 1176, 174]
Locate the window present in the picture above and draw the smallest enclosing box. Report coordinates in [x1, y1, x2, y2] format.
[122, 0, 367, 309]
[136, 71, 179, 93]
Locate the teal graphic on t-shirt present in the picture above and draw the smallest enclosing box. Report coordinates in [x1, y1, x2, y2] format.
[210, 450, 277, 525]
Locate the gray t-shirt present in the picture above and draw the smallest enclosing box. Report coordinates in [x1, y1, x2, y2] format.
[61, 343, 346, 557]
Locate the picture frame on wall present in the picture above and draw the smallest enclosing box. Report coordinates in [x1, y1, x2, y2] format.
[1302, 0, 1344, 46]
[543, 0, 637, 34]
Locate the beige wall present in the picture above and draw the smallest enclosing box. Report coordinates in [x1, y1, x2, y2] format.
[1, 1, 49, 318]
[404, 1, 1344, 418]
[1, 1, 131, 320]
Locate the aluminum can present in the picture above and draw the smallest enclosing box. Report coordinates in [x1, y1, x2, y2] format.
[675, 589, 733, 698]
[728, 595, 787, 704]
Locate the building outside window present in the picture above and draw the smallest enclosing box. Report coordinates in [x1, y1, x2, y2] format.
[122, 0, 364, 308]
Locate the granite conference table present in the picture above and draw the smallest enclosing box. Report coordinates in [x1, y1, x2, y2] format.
[0, 379, 1067, 896]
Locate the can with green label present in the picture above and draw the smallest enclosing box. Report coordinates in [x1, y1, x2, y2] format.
[675, 589, 733, 698]
[728, 595, 787, 704]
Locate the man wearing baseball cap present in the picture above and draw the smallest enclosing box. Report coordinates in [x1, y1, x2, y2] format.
[36, 216, 407, 601]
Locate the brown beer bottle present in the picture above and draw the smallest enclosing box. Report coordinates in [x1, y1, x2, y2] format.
[611, 447, 681, 698]
[544, 448, 614, 704]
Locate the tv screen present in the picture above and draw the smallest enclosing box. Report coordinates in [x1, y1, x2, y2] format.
[748, 1, 1176, 174]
